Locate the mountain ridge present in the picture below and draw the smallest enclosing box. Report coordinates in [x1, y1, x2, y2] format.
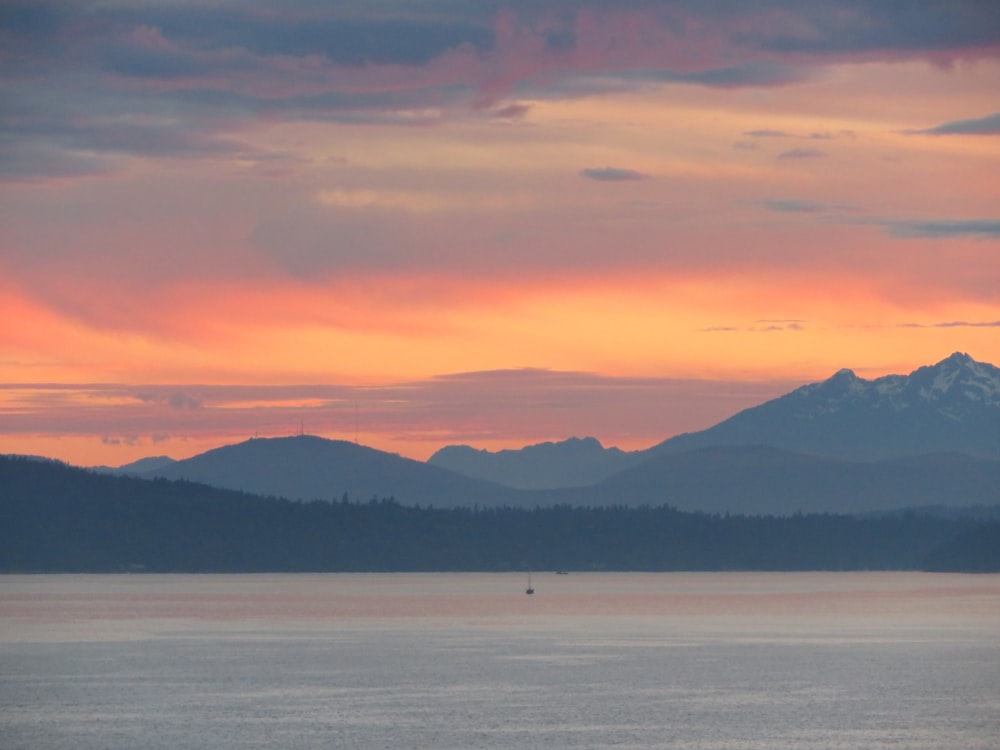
[143, 434, 522, 508]
[5, 454, 996, 572]
[60, 352, 1000, 515]
[127, 436, 1000, 515]
[429, 436, 643, 489]
[94, 455, 177, 476]
[548, 444, 1000, 516]
[432, 352, 1000, 488]
[646, 351, 999, 462]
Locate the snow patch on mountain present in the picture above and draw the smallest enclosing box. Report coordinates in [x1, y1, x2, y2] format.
[787, 352, 1000, 419]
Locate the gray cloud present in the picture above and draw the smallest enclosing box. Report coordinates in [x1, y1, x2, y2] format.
[761, 199, 860, 215]
[808, 130, 856, 140]
[101, 434, 140, 446]
[897, 320, 1000, 328]
[92, 4, 495, 69]
[580, 167, 649, 182]
[75, 1, 1000, 74]
[763, 199, 826, 213]
[644, 61, 814, 89]
[702, 320, 806, 333]
[0, 142, 114, 180]
[747, 1, 1000, 56]
[885, 219, 1000, 239]
[0, 81, 281, 180]
[4, 1, 998, 179]
[777, 148, 828, 160]
[905, 111, 1000, 136]
[490, 103, 532, 119]
[743, 129, 795, 138]
[135, 391, 204, 409]
[744, 129, 855, 141]
[167, 392, 204, 410]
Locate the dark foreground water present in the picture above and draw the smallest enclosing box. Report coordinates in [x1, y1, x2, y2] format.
[1, 572, 998, 749]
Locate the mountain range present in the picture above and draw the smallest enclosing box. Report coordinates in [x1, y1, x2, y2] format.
[431, 351, 1000, 486]
[96, 352, 1000, 515]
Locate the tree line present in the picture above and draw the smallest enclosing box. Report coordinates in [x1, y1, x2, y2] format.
[1, 455, 997, 573]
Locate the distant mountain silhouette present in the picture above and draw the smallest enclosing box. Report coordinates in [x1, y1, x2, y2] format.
[143, 435, 522, 508]
[428, 437, 642, 489]
[647, 352, 1000, 461]
[94, 455, 176, 475]
[136, 437, 999, 515]
[76, 353, 1000, 515]
[551, 445, 1000, 515]
[431, 353, 1000, 490]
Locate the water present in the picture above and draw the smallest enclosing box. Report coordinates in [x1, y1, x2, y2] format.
[1, 572, 998, 749]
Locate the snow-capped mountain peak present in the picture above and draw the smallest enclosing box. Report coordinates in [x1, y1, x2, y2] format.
[650, 352, 1000, 461]
[791, 352, 1000, 416]
[899, 351, 1000, 409]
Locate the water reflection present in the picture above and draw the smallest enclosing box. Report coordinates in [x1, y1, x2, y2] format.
[2, 573, 998, 749]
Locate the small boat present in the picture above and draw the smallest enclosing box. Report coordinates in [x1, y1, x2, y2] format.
[525, 571, 534, 595]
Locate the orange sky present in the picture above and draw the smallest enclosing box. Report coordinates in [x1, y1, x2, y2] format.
[1, 2, 998, 466]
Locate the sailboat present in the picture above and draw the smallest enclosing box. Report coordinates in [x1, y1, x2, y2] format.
[525, 571, 534, 595]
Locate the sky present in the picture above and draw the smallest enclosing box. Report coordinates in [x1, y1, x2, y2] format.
[2, 0, 999, 467]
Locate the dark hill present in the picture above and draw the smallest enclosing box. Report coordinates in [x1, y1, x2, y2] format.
[556, 445, 1000, 515]
[144, 435, 524, 508]
[3, 454, 996, 572]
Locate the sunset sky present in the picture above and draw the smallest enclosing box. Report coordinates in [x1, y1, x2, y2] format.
[2, 1, 999, 467]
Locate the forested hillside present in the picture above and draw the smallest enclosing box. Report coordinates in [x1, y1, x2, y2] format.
[2, 456, 997, 572]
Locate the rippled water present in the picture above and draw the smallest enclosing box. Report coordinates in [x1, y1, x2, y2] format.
[1, 572, 998, 749]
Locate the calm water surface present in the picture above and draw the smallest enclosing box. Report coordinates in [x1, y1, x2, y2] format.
[1, 572, 998, 749]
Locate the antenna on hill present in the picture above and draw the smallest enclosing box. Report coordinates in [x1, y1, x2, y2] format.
[299, 419, 304, 437]
[354, 400, 359, 444]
